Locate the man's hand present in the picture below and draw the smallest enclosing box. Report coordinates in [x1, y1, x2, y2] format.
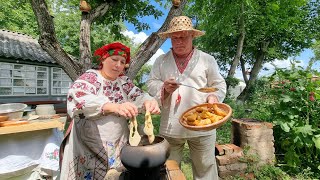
[207, 95, 219, 104]
[163, 78, 179, 94]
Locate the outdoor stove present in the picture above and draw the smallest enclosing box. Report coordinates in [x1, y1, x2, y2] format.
[119, 164, 169, 180]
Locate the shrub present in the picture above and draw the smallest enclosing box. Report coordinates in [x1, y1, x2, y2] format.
[264, 65, 320, 176]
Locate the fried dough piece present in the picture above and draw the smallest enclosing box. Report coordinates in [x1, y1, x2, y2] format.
[213, 104, 227, 116]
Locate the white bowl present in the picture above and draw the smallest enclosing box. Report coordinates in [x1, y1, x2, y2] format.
[36, 104, 55, 115]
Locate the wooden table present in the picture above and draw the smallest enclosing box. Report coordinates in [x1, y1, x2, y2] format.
[0, 119, 64, 135]
[0, 119, 64, 179]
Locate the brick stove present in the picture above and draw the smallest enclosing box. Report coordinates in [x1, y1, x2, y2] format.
[215, 118, 275, 178]
[232, 118, 275, 164]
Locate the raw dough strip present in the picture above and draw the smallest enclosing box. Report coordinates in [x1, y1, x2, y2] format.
[144, 111, 155, 144]
[129, 116, 141, 146]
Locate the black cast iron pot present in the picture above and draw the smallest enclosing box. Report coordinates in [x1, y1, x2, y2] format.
[120, 135, 170, 172]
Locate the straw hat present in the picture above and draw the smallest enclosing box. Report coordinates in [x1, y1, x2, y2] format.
[158, 16, 205, 39]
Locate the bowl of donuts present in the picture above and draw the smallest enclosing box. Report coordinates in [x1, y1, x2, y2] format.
[179, 103, 232, 131]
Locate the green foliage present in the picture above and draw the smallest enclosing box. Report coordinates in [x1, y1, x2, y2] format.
[2, 0, 163, 60]
[0, 0, 38, 37]
[133, 64, 152, 91]
[226, 76, 240, 88]
[312, 41, 320, 61]
[216, 120, 232, 144]
[266, 65, 320, 176]
[252, 165, 291, 180]
[186, 0, 320, 75]
[224, 62, 320, 178]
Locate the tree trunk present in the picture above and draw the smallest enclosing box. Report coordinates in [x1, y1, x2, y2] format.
[126, 0, 187, 80]
[240, 56, 249, 84]
[79, 3, 112, 74]
[227, 2, 245, 79]
[30, 0, 82, 81]
[79, 15, 93, 73]
[237, 41, 269, 102]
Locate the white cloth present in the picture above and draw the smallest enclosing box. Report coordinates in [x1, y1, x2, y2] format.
[147, 48, 227, 138]
[0, 128, 63, 179]
[60, 69, 153, 180]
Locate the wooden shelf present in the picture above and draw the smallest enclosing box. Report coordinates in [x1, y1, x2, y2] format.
[0, 119, 64, 135]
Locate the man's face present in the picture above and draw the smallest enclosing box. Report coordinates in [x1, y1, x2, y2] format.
[170, 31, 193, 56]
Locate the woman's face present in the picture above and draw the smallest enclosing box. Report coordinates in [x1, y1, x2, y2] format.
[170, 31, 193, 57]
[101, 55, 126, 80]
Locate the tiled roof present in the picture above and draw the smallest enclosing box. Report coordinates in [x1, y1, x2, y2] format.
[0, 30, 56, 64]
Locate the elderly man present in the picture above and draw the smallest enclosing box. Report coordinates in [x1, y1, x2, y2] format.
[147, 16, 226, 180]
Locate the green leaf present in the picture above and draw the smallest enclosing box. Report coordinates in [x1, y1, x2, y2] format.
[296, 125, 315, 136]
[280, 122, 290, 132]
[284, 148, 300, 167]
[280, 95, 292, 102]
[313, 134, 320, 149]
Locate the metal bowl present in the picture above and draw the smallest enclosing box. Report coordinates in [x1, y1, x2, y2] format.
[0, 103, 28, 120]
[120, 135, 170, 172]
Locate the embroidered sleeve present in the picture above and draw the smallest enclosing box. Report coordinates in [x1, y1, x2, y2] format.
[121, 76, 154, 110]
[67, 71, 105, 119]
[121, 76, 144, 101]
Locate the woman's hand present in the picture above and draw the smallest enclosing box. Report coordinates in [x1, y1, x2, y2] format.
[207, 94, 219, 104]
[103, 102, 138, 118]
[144, 99, 161, 114]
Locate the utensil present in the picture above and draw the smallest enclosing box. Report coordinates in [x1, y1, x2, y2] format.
[178, 83, 218, 93]
[129, 116, 141, 146]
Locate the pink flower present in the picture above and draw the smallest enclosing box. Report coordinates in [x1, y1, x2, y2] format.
[309, 95, 315, 101]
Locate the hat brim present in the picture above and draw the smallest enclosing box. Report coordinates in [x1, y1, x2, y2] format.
[158, 29, 205, 39]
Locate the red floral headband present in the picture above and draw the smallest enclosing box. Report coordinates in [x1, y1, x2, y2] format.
[94, 42, 130, 64]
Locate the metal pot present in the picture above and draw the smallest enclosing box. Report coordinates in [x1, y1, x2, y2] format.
[120, 135, 170, 172]
[0, 103, 27, 120]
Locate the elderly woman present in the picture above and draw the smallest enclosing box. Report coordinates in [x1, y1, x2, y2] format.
[60, 42, 160, 179]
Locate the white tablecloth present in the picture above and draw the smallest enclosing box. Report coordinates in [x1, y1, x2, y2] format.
[0, 128, 63, 179]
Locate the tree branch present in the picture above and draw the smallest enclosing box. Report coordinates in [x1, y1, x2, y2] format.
[30, 0, 82, 81]
[126, 0, 188, 79]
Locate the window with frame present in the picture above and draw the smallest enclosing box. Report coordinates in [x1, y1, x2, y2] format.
[51, 67, 72, 95]
[0, 62, 48, 96]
